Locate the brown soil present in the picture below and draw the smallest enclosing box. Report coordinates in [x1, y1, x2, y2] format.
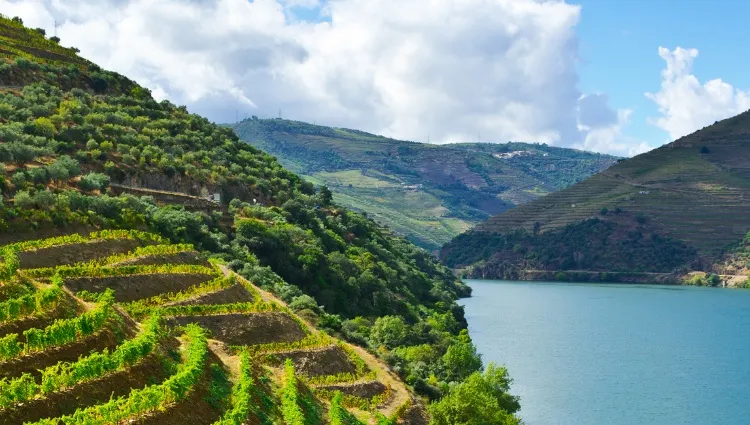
[64, 273, 215, 303]
[134, 351, 227, 425]
[0, 282, 33, 303]
[0, 327, 122, 380]
[0, 297, 80, 340]
[0, 353, 170, 424]
[18, 239, 147, 269]
[117, 251, 211, 267]
[0, 225, 95, 246]
[318, 380, 387, 399]
[167, 313, 306, 346]
[167, 284, 254, 307]
[398, 401, 430, 425]
[273, 345, 358, 377]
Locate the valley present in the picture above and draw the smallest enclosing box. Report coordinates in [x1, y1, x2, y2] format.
[233, 118, 618, 251]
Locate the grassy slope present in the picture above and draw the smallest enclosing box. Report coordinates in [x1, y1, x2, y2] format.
[232, 118, 618, 251]
[444, 110, 750, 280]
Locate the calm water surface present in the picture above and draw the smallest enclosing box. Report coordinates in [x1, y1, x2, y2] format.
[459, 280, 750, 425]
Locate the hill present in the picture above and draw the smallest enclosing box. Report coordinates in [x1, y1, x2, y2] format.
[232, 118, 618, 251]
[441, 110, 750, 286]
[0, 14, 520, 424]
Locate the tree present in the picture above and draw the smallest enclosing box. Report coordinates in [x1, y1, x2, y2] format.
[50, 36, 60, 44]
[442, 340, 483, 382]
[532, 221, 541, 235]
[78, 172, 110, 192]
[33, 28, 46, 36]
[370, 316, 410, 349]
[428, 363, 521, 425]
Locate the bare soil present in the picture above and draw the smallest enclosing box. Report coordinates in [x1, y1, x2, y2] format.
[117, 251, 211, 267]
[318, 380, 387, 399]
[0, 225, 94, 246]
[0, 296, 80, 340]
[274, 345, 358, 377]
[64, 273, 215, 303]
[0, 328, 122, 380]
[398, 402, 430, 425]
[134, 351, 227, 425]
[0, 353, 170, 424]
[167, 284, 254, 307]
[18, 239, 147, 269]
[167, 313, 307, 346]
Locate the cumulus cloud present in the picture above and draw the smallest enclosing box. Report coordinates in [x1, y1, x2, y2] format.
[2, 0, 640, 155]
[646, 46, 750, 140]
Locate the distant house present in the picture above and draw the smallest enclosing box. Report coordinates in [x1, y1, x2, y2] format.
[639, 190, 650, 195]
[207, 193, 221, 203]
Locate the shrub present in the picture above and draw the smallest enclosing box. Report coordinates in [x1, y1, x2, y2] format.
[78, 172, 110, 192]
[14, 191, 34, 209]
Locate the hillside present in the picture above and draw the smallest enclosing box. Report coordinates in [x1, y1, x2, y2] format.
[232, 118, 618, 251]
[0, 14, 520, 425]
[442, 111, 750, 286]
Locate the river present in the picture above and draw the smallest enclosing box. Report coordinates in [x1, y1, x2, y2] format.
[459, 280, 750, 425]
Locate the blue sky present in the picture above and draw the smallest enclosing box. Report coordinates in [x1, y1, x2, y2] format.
[285, 0, 750, 150]
[576, 0, 750, 147]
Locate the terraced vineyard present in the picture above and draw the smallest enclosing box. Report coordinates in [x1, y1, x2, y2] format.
[0, 230, 424, 425]
[442, 110, 750, 282]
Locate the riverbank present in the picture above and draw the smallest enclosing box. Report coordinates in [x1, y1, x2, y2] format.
[454, 268, 750, 287]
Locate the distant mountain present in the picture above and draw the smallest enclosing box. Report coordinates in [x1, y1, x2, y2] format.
[441, 111, 750, 286]
[233, 118, 619, 251]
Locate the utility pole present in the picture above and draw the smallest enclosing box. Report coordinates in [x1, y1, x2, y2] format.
[54, 20, 59, 37]
[278, 108, 282, 119]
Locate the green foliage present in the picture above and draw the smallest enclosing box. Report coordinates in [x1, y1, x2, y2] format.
[77, 172, 110, 192]
[443, 218, 697, 275]
[428, 363, 521, 425]
[370, 316, 410, 349]
[0, 314, 162, 407]
[26, 324, 209, 425]
[281, 359, 306, 425]
[0, 290, 114, 360]
[0, 275, 63, 323]
[442, 334, 483, 382]
[212, 350, 256, 425]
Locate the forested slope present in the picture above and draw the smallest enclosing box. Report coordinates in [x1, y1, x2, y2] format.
[442, 109, 750, 286]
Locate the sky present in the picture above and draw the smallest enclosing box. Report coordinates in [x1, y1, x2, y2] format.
[1, 0, 749, 157]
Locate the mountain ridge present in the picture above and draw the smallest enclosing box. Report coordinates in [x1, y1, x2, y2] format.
[442, 109, 750, 287]
[232, 117, 619, 251]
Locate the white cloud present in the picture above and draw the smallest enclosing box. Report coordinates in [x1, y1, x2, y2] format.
[645, 46, 750, 140]
[2, 0, 640, 155]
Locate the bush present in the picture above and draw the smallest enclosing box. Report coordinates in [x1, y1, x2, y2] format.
[13, 191, 34, 209]
[78, 172, 110, 192]
[288, 295, 320, 313]
[428, 363, 521, 425]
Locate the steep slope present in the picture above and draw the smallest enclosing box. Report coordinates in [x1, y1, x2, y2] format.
[0, 14, 521, 424]
[233, 118, 618, 251]
[442, 111, 750, 285]
[0, 232, 420, 424]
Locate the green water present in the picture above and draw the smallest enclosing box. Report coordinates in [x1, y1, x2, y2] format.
[460, 280, 750, 425]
